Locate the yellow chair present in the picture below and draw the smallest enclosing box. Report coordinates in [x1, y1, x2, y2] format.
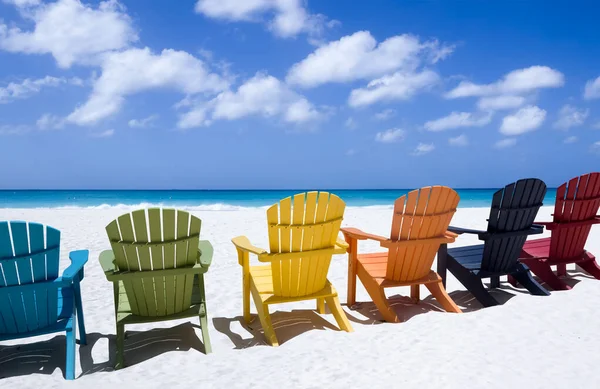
[232, 191, 353, 346]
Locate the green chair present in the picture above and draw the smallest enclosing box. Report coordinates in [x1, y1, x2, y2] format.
[99, 208, 213, 369]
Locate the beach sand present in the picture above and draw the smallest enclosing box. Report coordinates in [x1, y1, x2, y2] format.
[1, 205, 600, 388]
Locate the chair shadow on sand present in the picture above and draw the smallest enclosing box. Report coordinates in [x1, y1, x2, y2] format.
[214, 308, 347, 349]
[0, 322, 208, 380]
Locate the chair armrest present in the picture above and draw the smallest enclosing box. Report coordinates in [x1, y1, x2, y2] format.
[447, 226, 488, 236]
[231, 236, 268, 256]
[99, 250, 117, 279]
[341, 227, 388, 242]
[198, 240, 213, 268]
[335, 238, 349, 250]
[63, 250, 88, 282]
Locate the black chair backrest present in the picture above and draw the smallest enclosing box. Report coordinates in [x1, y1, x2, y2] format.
[480, 178, 547, 273]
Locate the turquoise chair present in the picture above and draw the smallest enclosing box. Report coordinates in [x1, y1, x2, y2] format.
[0, 221, 88, 380]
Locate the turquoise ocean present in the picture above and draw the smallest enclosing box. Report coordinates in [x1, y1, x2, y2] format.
[0, 189, 558, 209]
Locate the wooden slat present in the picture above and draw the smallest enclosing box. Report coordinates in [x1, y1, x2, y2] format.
[148, 208, 166, 316]
[182, 216, 201, 311]
[162, 209, 176, 315]
[45, 226, 60, 325]
[10, 222, 39, 332]
[278, 197, 292, 297]
[0, 222, 24, 333]
[306, 192, 328, 294]
[390, 189, 418, 280]
[267, 205, 282, 295]
[28, 223, 49, 329]
[400, 187, 431, 280]
[132, 209, 157, 316]
[298, 191, 318, 296]
[118, 214, 147, 316]
[289, 193, 305, 297]
[174, 210, 190, 312]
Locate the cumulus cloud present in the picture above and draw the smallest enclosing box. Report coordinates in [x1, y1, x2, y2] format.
[348, 70, 439, 107]
[0, 124, 30, 135]
[194, 0, 331, 38]
[494, 138, 517, 149]
[0, 76, 79, 103]
[0, 0, 138, 68]
[177, 73, 321, 128]
[36, 113, 65, 130]
[584, 76, 600, 100]
[374, 108, 396, 121]
[286, 31, 451, 89]
[477, 95, 525, 111]
[554, 104, 589, 130]
[446, 66, 564, 99]
[424, 111, 492, 132]
[591, 141, 600, 154]
[128, 115, 159, 128]
[374, 128, 405, 143]
[564, 136, 578, 144]
[448, 134, 468, 146]
[90, 129, 114, 138]
[67, 47, 229, 125]
[411, 142, 434, 156]
[500, 105, 546, 136]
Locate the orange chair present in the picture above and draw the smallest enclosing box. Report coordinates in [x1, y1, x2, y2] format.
[342, 186, 462, 322]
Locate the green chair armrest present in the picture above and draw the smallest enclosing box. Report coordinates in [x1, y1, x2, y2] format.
[198, 240, 213, 268]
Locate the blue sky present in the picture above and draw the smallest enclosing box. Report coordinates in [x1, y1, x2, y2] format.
[0, 0, 599, 190]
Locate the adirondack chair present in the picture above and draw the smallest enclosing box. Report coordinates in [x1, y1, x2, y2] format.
[232, 192, 353, 346]
[99, 208, 213, 369]
[437, 178, 550, 307]
[341, 186, 462, 323]
[0, 221, 88, 380]
[511, 172, 600, 290]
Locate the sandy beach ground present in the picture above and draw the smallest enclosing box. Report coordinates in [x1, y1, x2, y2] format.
[1, 205, 600, 389]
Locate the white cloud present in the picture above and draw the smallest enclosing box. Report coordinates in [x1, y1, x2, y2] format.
[477, 95, 525, 111]
[345, 117, 357, 129]
[36, 113, 65, 130]
[286, 31, 451, 88]
[68, 47, 228, 125]
[591, 141, 600, 154]
[593, 121, 600, 130]
[495, 138, 517, 149]
[375, 128, 405, 143]
[194, 0, 330, 38]
[2, 0, 40, 6]
[564, 136, 578, 144]
[0, 124, 30, 135]
[500, 105, 546, 136]
[348, 70, 439, 107]
[90, 129, 114, 138]
[424, 111, 492, 132]
[446, 66, 564, 99]
[0, 76, 70, 103]
[554, 104, 589, 130]
[411, 142, 434, 156]
[128, 114, 158, 128]
[584, 76, 600, 100]
[177, 73, 321, 128]
[448, 134, 468, 147]
[0, 0, 138, 68]
[374, 108, 396, 121]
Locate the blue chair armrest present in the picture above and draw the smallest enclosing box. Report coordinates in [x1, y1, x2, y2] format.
[63, 250, 89, 282]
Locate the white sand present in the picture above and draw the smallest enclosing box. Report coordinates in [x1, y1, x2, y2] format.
[1, 205, 600, 389]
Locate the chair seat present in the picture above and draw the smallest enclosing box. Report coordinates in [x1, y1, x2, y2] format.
[356, 252, 442, 287]
[250, 265, 338, 305]
[447, 244, 486, 272]
[521, 238, 551, 258]
[116, 279, 203, 324]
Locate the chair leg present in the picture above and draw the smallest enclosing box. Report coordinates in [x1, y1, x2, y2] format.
[437, 244, 448, 288]
[556, 264, 567, 277]
[325, 296, 353, 332]
[410, 284, 420, 303]
[347, 240, 358, 307]
[512, 264, 550, 296]
[316, 298, 326, 314]
[199, 304, 212, 354]
[250, 283, 278, 346]
[507, 274, 517, 287]
[243, 271, 251, 324]
[521, 258, 570, 291]
[73, 281, 87, 345]
[425, 281, 462, 313]
[578, 255, 600, 280]
[115, 322, 125, 370]
[490, 276, 500, 289]
[447, 257, 499, 307]
[357, 265, 399, 323]
[65, 320, 76, 380]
